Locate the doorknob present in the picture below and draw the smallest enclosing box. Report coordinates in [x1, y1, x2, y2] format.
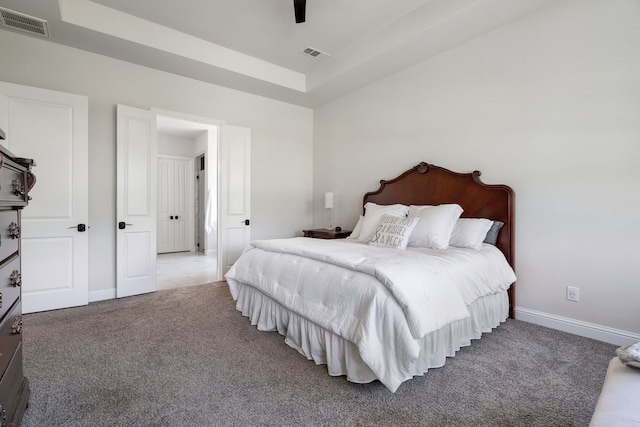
[118, 222, 133, 229]
[175, 216, 179, 220]
[68, 224, 88, 232]
[244, 219, 250, 226]
[170, 216, 174, 219]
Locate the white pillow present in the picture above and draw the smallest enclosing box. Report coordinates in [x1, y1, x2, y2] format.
[356, 203, 409, 243]
[347, 215, 364, 240]
[368, 214, 419, 249]
[449, 218, 493, 250]
[407, 204, 463, 249]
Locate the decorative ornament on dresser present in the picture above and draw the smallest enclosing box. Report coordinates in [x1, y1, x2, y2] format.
[0, 133, 36, 427]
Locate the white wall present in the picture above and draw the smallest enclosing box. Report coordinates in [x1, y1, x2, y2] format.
[194, 131, 208, 155]
[157, 133, 196, 158]
[0, 30, 314, 297]
[313, 0, 640, 341]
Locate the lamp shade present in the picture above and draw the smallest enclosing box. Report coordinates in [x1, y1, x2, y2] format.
[324, 192, 334, 209]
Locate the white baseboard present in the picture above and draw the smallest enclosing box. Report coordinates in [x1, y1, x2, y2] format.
[89, 288, 116, 303]
[515, 307, 639, 346]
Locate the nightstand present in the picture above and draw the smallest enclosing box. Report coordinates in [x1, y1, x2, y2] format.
[303, 229, 352, 239]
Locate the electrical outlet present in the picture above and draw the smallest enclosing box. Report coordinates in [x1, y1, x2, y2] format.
[567, 286, 579, 302]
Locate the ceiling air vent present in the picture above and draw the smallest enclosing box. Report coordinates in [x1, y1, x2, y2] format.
[300, 46, 329, 61]
[0, 7, 49, 37]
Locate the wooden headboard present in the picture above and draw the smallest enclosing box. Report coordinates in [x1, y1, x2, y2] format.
[363, 162, 516, 318]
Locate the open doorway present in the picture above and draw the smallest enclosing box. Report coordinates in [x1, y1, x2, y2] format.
[116, 105, 248, 297]
[155, 114, 218, 290]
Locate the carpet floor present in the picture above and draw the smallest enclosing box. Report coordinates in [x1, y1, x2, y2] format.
[20, 282, 615, 426]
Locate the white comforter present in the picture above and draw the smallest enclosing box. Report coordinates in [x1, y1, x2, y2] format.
[225, 237, 516, 391]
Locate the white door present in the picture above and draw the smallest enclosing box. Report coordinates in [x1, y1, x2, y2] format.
[218, 125, 251, 278]
[157, 157, 174, 253]
[173, 158, 190, 251]
[157, 156, 192, 253]
[0, 82, 89, 313]
[116, 105, 157, 298]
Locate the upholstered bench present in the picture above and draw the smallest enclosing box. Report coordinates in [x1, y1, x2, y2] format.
[589, 357, 640, 426]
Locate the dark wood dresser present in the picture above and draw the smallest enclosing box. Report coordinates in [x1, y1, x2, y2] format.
[0, 139, 35, 427]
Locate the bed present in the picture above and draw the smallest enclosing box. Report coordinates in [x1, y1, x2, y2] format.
[225, 162, 516, 392]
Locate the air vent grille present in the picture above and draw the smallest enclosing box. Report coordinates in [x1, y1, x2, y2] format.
[300, 46, 330, 61]
[0, 7, 49, 37]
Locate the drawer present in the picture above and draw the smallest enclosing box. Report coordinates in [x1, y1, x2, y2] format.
[0, 210, 19, 264]
[0, 341, 24, 425]
[0, 257, 20, 322]
[0, 162, 28, 205]
[0, 300, 21, 379]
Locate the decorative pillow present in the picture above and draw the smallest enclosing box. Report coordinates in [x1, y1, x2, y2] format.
[347, 215, 364, 240]
[368, 214, 419, 249]
[483, 221, 504, 245]
[449, 218, 494, 250]
[356, 203, 409, 243]
[407, 204, 463, 249]
[616, 341, 640, 369]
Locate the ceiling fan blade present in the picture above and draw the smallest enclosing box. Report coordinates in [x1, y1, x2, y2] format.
[294, 0, 306, 23]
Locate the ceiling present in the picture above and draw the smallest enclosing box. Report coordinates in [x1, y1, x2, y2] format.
[0, 0, 557, 108]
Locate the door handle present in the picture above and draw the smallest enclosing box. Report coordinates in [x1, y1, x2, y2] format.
[175, 216, 179, 220]
[118, 222, 133, 230]
[170, 216, 174, 220]
[244, 219, 250, 226]
[68, 224, 88, 232]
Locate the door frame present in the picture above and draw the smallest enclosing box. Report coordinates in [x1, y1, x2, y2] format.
[195, 154, 206, 254]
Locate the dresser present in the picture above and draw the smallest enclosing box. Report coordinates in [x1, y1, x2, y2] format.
[0, 137, 35, 427]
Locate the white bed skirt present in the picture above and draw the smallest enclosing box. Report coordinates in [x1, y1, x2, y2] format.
[232, 283, 509, 389]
